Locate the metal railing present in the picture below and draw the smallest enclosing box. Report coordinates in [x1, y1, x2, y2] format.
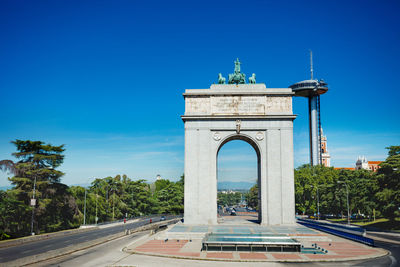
[297, 218, 374, 246]
[88, 214, 182, 227]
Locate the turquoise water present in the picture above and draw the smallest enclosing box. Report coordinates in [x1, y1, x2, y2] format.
[169, 224, 318, 235]
[206, 237, 298, 244]
[301, 247, 325, 254]
[205, 233, 299, 244]
[191, 226, 209, 232]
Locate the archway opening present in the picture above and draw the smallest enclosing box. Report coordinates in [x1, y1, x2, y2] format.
[217, 137, 261, 224]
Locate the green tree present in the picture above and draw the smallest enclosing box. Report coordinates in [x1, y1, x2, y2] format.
[386, 146, 400, 157]
[70, 175, 168, 224]
[153, 178, 184, 214]
[0, 190, 31, 239]
[2, 140, 80, 236]
[246, 185, 259, 210]
[294, 164, 382, 219]
[375, 146, 400, 220]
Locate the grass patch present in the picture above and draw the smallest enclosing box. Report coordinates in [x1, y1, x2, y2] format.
[352, 218, 388, 226]
[327, 218, 346, 222]
[327, 217, 400, 231]
[354, 218, 400, 231]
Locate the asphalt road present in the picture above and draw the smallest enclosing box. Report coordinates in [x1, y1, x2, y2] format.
[369, 232, 400, 243]
[35, 231, 149, 267]
[355, 240, 399, 267]
[0, 215, 176, 264]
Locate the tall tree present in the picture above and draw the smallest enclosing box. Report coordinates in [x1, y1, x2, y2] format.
[4, 140, 79, 235]
[246, 184, 259, 211]
[0, 190, 31, 239]
[375, 146, 400, 220]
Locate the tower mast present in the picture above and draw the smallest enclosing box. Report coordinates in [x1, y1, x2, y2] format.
[310, 50, 313, 80]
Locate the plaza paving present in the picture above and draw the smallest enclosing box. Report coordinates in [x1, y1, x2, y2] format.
[125, 216, 387, 262]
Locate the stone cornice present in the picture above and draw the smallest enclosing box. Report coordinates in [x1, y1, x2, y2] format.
[181, 114, 297, 121]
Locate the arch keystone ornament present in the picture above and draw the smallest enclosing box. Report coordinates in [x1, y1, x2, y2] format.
[255, 131, 264, 141]
[213, 132, 221, 141]
[182, 62, 296, 226]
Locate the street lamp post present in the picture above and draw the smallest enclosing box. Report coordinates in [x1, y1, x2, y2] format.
[83, 178, 99, 226]
[338, 181, 350, 225]
[108, 187, 116, 221]
[310, 185, 320, 220]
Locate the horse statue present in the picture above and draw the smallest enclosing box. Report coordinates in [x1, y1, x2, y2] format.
[249, 73, 256, 84]
[218, 73, 226, 84]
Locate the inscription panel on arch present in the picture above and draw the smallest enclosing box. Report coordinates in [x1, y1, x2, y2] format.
[211, 96, 266, 115]
[185, 96, 210, 115]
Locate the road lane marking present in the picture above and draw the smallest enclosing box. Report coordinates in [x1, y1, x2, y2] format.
[389, 255, 397, 267]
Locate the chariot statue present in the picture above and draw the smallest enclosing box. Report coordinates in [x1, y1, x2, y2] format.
[217, 59, 257, 85]
[228, 58, 246, 84]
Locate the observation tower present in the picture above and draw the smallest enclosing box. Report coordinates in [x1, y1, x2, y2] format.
[290, 51, 328, 166]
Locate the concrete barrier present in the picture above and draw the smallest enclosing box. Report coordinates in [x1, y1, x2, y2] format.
[128, 218, 181, 235]
[0, 226, 99, 249]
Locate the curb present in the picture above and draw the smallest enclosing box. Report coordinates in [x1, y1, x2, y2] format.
[126, 247, 389, 263]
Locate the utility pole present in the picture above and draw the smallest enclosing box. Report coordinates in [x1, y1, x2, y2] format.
[95, 188, 98, 225]
[83, 187, 87, 225]
[30, 175, 37, 235]
[112, 189, 115, 221]
[316, 186, 320, 220]
[345, 183, 350, 225]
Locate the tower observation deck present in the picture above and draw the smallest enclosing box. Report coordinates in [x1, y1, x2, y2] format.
[290, 79, 328, 97]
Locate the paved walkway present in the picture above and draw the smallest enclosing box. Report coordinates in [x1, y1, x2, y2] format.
[125, 221, 387, 262]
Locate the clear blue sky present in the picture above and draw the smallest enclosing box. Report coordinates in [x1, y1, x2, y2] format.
[1, 0, 399, 187]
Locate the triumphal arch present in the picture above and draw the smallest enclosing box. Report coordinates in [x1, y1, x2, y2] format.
[182, 59, 296, 225]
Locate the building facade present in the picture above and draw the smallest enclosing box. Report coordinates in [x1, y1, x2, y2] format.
[335, 156, 382, 172]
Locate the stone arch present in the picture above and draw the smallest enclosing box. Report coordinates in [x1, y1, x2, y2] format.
[182, 83, 296, 226]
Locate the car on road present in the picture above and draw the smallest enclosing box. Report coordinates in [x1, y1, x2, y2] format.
[160, 216, 166, 221]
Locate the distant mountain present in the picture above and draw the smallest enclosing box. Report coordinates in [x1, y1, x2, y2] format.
[217, 181, 255, 191]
